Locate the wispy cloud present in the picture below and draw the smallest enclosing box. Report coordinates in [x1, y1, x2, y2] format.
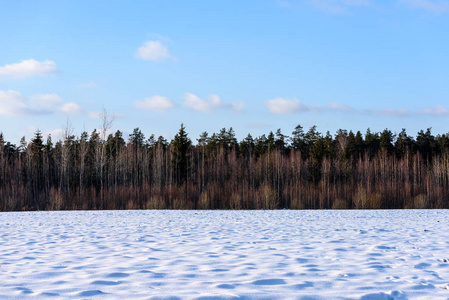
[135, 95, 175, 113]
[264, 99, 360, 114]
[0, 90, 50, 116]
[59, 102, 83, 114]
[279, 0, 371, 14]
[135, 41, 173, 62]
[88, 111, 123, 119]
[88, 112, 102, 119]
[0, 59, 58, 79]
[0, 90, 29, 116]
[184, 93, 222, 113]
[280, 0, 449, 14]
[342, 0, 371, 4]
[263, 98, 449, 118]
[31, 94, 64, 107]
[264, 98, 309, 114]
[77, 82, 98, 89]
[44, 128, 66, 140]
[0, 89, 84, 116]
[328, 102, 354, 112]
[231, 101, 245, 113]
[420, 105, 449, 116]
[184, 93, 243, 113]
[369, 108, 410, 116]
[399, 0, 449, 13]
[32, 94, 84, 114]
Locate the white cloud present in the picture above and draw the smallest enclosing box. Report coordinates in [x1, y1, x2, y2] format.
[59, 102, 83, 114]
[0, 90, 83, 116]
[0, 90, 50, 116]
[328, 102, 354, 112]
[265, 99, 354, 114]
[184, 93, 223, 113]
[263, 98, 416, 116]
[135, 95, 175, 113]
[373, 108, 410, 116]
[420, 105, 449, 116]
[33, 94, 84, 115]
[31, 94, 64, 107]
[264, 97, 308, 114]
[399, 0, 449, 13]
[135, 41, 172, 61]
[77, 82, 98, 89]
[231, 101, 245, 113]
[0, 90, 29, 116]
[44, 128, 66, 140]
[0, 59, 58, 78]
[183, 93, 243, 113]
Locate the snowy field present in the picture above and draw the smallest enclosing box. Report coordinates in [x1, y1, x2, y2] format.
[1, 210, 449, 299]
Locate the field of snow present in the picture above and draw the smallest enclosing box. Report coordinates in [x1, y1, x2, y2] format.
[1, 210, 449, 299]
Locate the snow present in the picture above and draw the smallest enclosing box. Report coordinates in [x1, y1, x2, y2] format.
[1, 210, 449, 299]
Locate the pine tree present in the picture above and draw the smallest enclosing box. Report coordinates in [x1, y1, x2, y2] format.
[172, 124, 191, 185]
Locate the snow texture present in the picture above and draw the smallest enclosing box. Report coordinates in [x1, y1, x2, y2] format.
[1, 210, 449, 299]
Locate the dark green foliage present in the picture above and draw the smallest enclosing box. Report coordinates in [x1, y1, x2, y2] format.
[365, 128, 380, 159]
[172, 124, 191, 185]
[129, 128, 145, 148]
[395, 129, 413, 159]
[292, 124, 306, 156]
[416, 128, 436, 160]
[107, 130, 125, 159]
[239, 134, 254, 158]
[380, 129, 395, 155]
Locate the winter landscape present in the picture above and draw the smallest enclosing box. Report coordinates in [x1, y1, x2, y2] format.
[1, 209, 449, 299]
[2, 1, 449, 299]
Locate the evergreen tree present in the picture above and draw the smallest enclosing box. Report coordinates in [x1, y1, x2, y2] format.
[254, 134, 267, 158]
[365, 128, 380, 159]
[227, 128, 238, 150]
[379, 129, 395, 155]
[129, 128, 145, 147]
[275, 129, 286, 152]
[416, 128, 435, 160]
[239, 134, 254, 158]
[292, 124, 306, 155]
[267, 131, 275, 153]
[354, 131, 365, 158]
[172, 124, 191, 185]
[395, 128, 413, 159]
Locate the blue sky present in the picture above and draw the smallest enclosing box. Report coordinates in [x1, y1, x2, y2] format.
[1, 0, 449, 143]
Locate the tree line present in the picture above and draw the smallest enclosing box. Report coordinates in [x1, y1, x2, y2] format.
[1, 122, 449, 211]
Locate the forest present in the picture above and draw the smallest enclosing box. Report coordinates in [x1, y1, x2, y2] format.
[1, 121, 449, 211]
